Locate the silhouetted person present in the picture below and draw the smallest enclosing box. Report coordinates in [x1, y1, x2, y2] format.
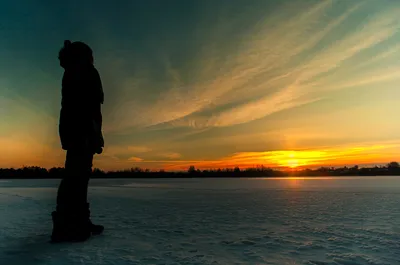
[51, 40, 104, 243]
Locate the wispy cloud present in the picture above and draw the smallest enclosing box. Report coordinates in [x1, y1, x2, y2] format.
[104, 145, 152, 156]
[197, 2, 399, 127]
[128, 156, 144, 162]
[127, 146, 152, 153]
[159, 152, 182, 159]
[107, 0, 400, 133]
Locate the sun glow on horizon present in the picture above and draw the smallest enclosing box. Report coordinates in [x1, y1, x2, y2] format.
[282, 152, 301, 168]
[287, 159, 299, 168]
[262, 150, 327, 169]
[154, 142, 400, 172]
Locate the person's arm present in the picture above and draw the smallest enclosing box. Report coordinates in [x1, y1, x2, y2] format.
[90, 68, 104, 129]
[88, 67, 105, 153]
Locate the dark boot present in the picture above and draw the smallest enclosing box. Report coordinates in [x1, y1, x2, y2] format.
[51, 211, 66, 243]
[50, 206, 91, 243]
[86, 203, 104, 235]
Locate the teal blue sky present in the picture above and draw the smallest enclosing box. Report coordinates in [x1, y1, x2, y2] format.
[1, 0, 400, 171]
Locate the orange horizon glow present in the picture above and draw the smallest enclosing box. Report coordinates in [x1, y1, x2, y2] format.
[152, 142, 400, 172]
[1, 141, 399, 172]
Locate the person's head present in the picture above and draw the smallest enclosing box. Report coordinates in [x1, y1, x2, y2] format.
[58, 40, 94, 69]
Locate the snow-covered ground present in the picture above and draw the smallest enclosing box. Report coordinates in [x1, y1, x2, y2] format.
[1, 177, 400, 265]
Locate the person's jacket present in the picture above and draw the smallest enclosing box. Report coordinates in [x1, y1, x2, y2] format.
[59, 64, 104, 153]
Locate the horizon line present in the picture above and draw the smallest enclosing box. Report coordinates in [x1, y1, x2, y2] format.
[2, 161, 397, 173]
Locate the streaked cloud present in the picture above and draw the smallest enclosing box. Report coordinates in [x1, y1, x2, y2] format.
[127, 146, 152, 153]
[105, 0, 400, 134]
[160, 152, 182, 159]
[128, 156, 144, 162]
[104, 145, 151, 157]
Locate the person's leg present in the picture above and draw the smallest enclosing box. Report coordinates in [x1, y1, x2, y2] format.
[64, 149, 104, 233]
[52, 148, 104, 242]
[56, 150, 86, 208]
[81, 151, 104, 235]
[81, 151, 93, 204]
[52, 149, 92, 242]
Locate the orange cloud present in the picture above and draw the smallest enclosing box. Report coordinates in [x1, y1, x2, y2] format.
[160, 152, 182, 159]
[128, 156, 144, 162]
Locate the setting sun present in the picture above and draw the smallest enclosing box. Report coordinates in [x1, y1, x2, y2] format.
[263, 150, 321, 169]
[284, 152, 300, 168]
[287, 159, 299, 168]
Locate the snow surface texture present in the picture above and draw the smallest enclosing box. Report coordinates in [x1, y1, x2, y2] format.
[1, 177, 400, 265]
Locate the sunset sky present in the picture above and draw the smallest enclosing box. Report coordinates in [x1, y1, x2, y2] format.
[1, 0, 400, 171]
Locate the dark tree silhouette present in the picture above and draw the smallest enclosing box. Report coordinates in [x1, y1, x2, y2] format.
[1, 161, 400, 179]
[188, 165, 196, 174]
[388, 161, 400, 168]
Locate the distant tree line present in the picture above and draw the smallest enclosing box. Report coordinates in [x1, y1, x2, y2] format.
[1, 162, 400, 179]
